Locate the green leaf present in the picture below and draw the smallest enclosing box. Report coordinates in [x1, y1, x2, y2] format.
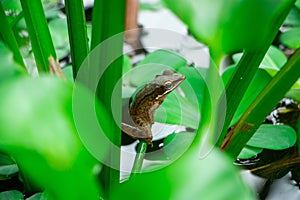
[122, 64, 205, 129]
[155, 92, 199, 129]
[163, 0, 294, 63]
[232, 45, 287, 74]
[296, 0, 300, 9]
[238, 146, 263, 159]
[222, 67, 272, 126]
[0, 164, 18, 180]
[155, 67, 204, 129]
[163, 0, 295, 150]
[90, 0, 126, 193]
[222, 49, 300, 158]
[140, 2, 163, 11]
[178, 67, 206, 105]
[0, 153, 15, 165]
[0, 3, 25, 67]
[259, 46, 287, 71]
[44, 6, 61, 20]
[142, 133, 195, 162]
[112, 148, 255, 200]
[297, 116, 300, 153]
[48, 18, 70, 59]
[64, 0, 89, 78]
[20, 0, 57, 72]
[86, 24, 92, 47]
[163, 132, 195, 160]
[137, 49, 187, 71]
[280, 27, 300, 49]
[1, 0, 22, 13]
[128, 50, 187, 86]
[126, 66, 162, 87]
[122, 50, 190, 110]
[0, 190, 23, 200]
[286, 88, 300, 101]
[247, 124, 297, 150]
[284, 6, 300, 26]
[26, 192, 48, 200]
[62, 65, 74, 82]
[0, 42, 26, 83]
[121, 56, 133, 100]
[122, 55, 132, 76]
[0, 76, 104, 199]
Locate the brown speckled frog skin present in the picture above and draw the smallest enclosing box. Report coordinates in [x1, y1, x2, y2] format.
[122, 69, 186, 146]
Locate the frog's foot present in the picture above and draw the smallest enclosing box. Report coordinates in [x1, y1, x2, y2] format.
[144, 137, 153, 148]
[121, 123, 153, 146]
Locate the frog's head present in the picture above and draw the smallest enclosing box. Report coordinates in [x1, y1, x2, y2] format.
[154, 69, 186, 99]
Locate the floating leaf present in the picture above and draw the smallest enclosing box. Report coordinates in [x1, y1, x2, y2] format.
[284, 6, 300, 26]
[280, 27, 300, 49]
[26, 192, 49, 200]
[137, 49, 187, 71]
[48, 18, 70, 59]
[0, 190, 23, 200]
[0, 153, 18, 180]
[127, 50, 187, 87]
[238, 146, 263, 159]
[155, 67, 204, 129]
[62, 65, 74, 82]
[155, 92, 199, 129]
[232, 45, 287, 74]
[286, 88, 300, 101]
[247, 124, 297, 150]
[0, 164, 18, 180]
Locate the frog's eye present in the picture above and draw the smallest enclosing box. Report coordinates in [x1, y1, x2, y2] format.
[164, 81, 172, 89]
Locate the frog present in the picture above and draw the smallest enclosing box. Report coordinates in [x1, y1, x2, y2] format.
[122, 69, 186, 146]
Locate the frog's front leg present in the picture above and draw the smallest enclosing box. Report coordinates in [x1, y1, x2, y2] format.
[121, 123, 153, 146]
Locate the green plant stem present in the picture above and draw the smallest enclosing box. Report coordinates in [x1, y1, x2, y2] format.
[131, 141, 148, 176]
[20, 0, 56, 72]
[250, 154, 300, 177]
[216, 50, 266, 146]
[0, 3, 25, 68]
[10, 11, 24, 28]
[91, 1, 125, 49]
[64, 0, 89, 78]
[216, 4, 294, 147]
[297, 117, 300, 154]
[221, 49, 300, 159]
[91, 0, 125, 197]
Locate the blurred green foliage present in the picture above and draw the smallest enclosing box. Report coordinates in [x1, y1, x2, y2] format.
[163, 0, 295, 63]
[0, 76, 104, 199]
[112, 148, 255, 200]
[0, 0, 300, 199]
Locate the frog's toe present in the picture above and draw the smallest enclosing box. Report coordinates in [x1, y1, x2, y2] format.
[145, 138, 153, 147]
